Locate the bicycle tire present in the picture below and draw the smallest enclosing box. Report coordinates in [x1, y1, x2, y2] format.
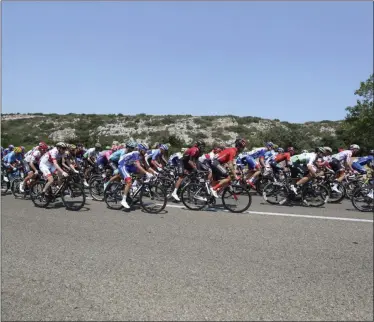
[302, 183, 329, 207]
[351, 186, 374, 212]
[327, 181, 346, 203]
[221, 184, 252, 213]
[181, 183, 209, 211]
[89, 175, 105, 201]
[61, 182, 86, 211]
[139, 182, 167, 214]
[30, 182, 50, 208]
[262, 182, 289, 205]
[104, 182, 124, 210]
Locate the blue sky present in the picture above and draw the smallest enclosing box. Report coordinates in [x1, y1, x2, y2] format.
[2, 1, 373, 122]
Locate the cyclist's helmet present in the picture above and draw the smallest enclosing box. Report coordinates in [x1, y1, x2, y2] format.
[69, 144, 77, 149]
[94, 142, 102, 149]
[317, 147, 326, 154]
[324, 146, 332, 154]
[126, 141, 137, 149]
[160, 144, 169, 151]
[235, 138, 247, 149]
[265, 142, 274, 148]
[21, 146, 25, 152]
[56, 142, 68, 149]
[277, 147, 284, 153]
[302, 149, 309, 153]
[138, 143, 149, 151]
[350, 144, 360, 150]
[8, 145, 14, 150]
[368, 149, 374, 155]
[14, 147, 22, 154]
[39, 142, 48, 151]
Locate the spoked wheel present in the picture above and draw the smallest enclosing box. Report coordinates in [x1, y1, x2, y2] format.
[302, 183, 329, 207]
[61, 182, 86, 211]
[140, 182, 167, 214]
[351, 186, 374, 212]
[344, 180, 362, 199]
[221, 184, 252, 213]
[255, 177, 273, 195]
[104, 182, 125, 210]
[11, 178, 27, 199]
[262, 182, 289, 205]
[89, 175, 105, 201]
[181, 183, 210, 210]
[327, 181, 346, 203]
[30, 182, 50, 208]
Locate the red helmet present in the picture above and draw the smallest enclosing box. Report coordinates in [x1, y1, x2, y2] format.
[39, 142, 48, 151]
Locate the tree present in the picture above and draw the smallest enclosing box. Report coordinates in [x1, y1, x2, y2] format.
[339, 74, 374, 153]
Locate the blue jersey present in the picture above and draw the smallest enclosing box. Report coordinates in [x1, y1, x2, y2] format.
[264, 150, 277, 163]
[354, 155, 374, 166]
[118, 151, 141, 167]
[247, 147, 267, 159]
[109, 149, 126, 163]
[146, 149, 162, 161]
[3, 151, 22, 164]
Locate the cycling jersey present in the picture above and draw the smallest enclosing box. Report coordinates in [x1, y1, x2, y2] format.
[354, 155, 374, 166]
[109, 149, 127, 163]
[183, 146, 201, 161]
[146, 149, 162, 161]
[274, 152, 291, 163]
[168, 152, 182, 166]
[39, 147, 64, 177]
[331, 150, 353, 163]
[198, 151, 216, 163]
[118, 151, 142, 179]
[291, 153, 317, 166]
[3, 151, 22, 165]
[215, 147, 238, 164]
[246, 147, 267, 159]
[264, 150, 277, 164]
[83, 148, 99, 159]
[25, 147, 43, 164]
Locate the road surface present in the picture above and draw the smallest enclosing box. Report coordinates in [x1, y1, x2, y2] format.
[2, 192, 373, 321]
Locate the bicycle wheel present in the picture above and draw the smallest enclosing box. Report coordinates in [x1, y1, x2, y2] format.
[139, 182, 167, 213]
[89, 175, 105, 201]
[262, 182, 289, 205]
[302, 183, 329, 207]
[181, 183, 210, 210]
[351, 186, 374, 212]
[11, 178, 26, 199]
[327, 181, 346, 203]
[344, 180, 362, 199]
[255, 177, 273, 195]
[30, 182, 50, 208]
[61, 182, 86, 211]
[221, 184, 252, 213]
[104, 182, 124, 210]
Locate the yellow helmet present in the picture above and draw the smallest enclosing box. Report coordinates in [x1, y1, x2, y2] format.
[14, 147, 22, 153]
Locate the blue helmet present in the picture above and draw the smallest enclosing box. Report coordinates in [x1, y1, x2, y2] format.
[265, 142, 274, 148]
[8, 145, 14, 150]
[137, 143, 149, 151]
[126, 141, 137, 149]
[160, 144, 168, 151]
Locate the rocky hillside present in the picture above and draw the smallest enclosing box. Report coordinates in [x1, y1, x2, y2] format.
[1, 113, 344, 151]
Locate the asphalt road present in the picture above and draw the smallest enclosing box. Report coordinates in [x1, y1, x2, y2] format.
[2, 191, 373, 321]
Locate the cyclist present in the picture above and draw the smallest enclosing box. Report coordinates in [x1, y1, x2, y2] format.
[145, 144, 169, 172]
[20, 142, 49, 193]
[39, 142, 69, 197]
[210, 138, 247, 198]
[117, 143, 153, 209]
[352, 149, 374, 175]
[171, 140, 206, 201]
[82, 143, 102, 186]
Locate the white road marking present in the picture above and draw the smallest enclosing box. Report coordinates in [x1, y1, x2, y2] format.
[164, 204, 373, 223]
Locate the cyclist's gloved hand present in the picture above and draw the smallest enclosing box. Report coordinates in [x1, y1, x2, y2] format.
[62, 171, 69, 177]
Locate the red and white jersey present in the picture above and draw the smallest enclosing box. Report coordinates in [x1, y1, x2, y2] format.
[332, 150, 352, 163]
[25, 147, 44, 163]
[39, 147, 63, 165]
[198, 151, 216, 163]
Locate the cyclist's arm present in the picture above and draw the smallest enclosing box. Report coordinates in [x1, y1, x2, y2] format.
[52, 159, 66, 174]
[134, 160, 148, 175]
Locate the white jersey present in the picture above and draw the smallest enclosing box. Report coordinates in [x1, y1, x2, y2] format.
[168, 152, 182, 165]
[332, 150, 352, 163]
[40, 147, 63, 166]
[25, 147, 43, 164]
[84, 148, 99, 159]
[198, 151, 216, 163]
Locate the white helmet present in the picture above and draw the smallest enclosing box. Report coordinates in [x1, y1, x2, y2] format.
[56, 142, 68, 148]
[350, 144, 360, 150]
